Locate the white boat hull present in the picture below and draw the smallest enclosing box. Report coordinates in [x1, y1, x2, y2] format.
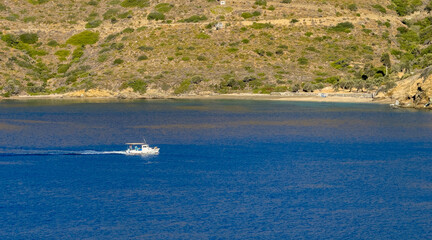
[126, 148, 159, 155]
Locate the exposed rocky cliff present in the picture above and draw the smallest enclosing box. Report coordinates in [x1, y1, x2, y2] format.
[388, 67, 432, 109]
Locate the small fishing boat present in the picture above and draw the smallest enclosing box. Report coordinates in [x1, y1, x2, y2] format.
[125, 142, 159, 155]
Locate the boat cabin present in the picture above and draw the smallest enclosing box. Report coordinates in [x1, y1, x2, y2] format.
[126, 143, 149, 151]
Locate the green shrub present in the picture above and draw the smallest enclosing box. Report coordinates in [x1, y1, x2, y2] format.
[137, 54, 148, 60]
[28, 0, 50, 4]
[66, 31, 99, 45]
[138, 45, 153, 51]
[362, 29, 372, 34]
[315, 76, 340, 84]
[55, 49, 70, 61]
[72, 47, 84, 60]
[306, 46, 318, 52]
[179, 15, 207, 23]
[85, 20, 102, 28]
[242, 39, 250, 44]
[105, 33, 119, 42]
[274, 86, 288, 92]
[147, 12, 165, 20]
[120, 80, 147, 93]
[250, 22, 273, 29]
[241, 12, 253, 19]
[103, 9, 120, 19]
[190, 76, 204, 84]
[419, 27, 432, 45]
[1, 34, 19, 46]
[372, 4, 387, 13]
[122, 27, 134, 33]
[5, 14, 19, 21]
[348, 4, 358, 11]
[118, 11, 133, 19]
[391, 0, 422, 16]
[252, 11, 261, 16]
[257, 84, 277, 94]
[113, 58, 124, 65]
[14, 42, 47, 58]
[0, 3, 6, 11]
[241, 11, 260, 19]
[19, 33, 38, 44]
[88, 0, 98, 6]
[110, 42, 124, 50]
[196, 32, 210, 39]
[331, 58, 350, 69]
[421, 45, 432, 55]
[197, 55, 207, 61]
[302, 82, 316, 92]
[23, 16, 37, 23]
[57, 64, 71, 73]
[155, 3, 173, 13]
[390, 49, 403, 58]
[255, 49, 265, 56]
[281, 0, 291, 3]
[87, 12, 99, 20]
[220, 78, 246, 91]
[174, 79, 191, 94]
[297, 57, 308, 65]
[268, 5, 275, 11]
[328, 22, 354, 33]
[255, 0, 267, 6]
[98, 54, 109, 62]
[398, 29, 420, 50]
[290, 19, 298, 23]
[120, 0, 149, 8]
[227, 47, 239, 53]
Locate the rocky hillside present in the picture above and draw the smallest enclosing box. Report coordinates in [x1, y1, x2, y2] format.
[0, 0, 431, 98]
[387, 67, 432, 109]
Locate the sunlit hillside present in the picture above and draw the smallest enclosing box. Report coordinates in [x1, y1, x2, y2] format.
[0, 0, 431, 97]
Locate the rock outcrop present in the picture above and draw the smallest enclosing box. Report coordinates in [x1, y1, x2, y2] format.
[388, 67, 432, 109]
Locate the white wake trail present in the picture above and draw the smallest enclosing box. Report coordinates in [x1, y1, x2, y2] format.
[80, 150, 128, 155]
[0, 150, 129, 156]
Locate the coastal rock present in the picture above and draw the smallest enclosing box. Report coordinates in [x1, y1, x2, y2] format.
[117, 88, 142, 99]
[142, 88, 170, 99]
[65, 89, 115, 98]
[389, 67, 432, 109]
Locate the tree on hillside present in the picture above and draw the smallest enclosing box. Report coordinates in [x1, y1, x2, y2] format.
[381, 53, 391, 75]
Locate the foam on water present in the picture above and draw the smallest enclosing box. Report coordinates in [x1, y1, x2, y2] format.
[0, 149, 128, 156]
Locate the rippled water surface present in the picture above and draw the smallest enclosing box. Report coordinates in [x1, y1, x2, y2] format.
[1, 99, 432, 239]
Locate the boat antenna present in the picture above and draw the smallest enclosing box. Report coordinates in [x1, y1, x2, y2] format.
[142, 137, 147, 144]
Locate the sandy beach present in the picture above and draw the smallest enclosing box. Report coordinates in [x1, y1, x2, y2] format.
[2, 91, 393, 105]
[175, 93, 391, 104]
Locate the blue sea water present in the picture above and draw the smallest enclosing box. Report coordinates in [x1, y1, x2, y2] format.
[0, 99, 432, 239]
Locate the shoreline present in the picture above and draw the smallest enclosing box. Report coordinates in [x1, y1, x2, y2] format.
[1, 92, 392, 104]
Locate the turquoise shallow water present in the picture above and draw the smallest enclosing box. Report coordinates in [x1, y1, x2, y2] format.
[0, 100, 432, 239]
